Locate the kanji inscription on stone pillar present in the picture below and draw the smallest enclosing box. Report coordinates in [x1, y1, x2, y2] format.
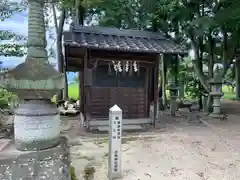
[108, 104, 122, 180]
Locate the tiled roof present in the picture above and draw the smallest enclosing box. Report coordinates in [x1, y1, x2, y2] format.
[63, 25, 187, 54]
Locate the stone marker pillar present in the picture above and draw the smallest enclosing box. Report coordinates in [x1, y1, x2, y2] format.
[108, 105, 122, 180]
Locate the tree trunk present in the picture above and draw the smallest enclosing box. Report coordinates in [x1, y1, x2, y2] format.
[158, 74, 164, 110]
[207, 55, 214, 111]
[207, 33, 214, 112]
[198, 91, 203, 109]
[192, 60, 209, 92]
[207, 94, 213, 112]
[198, 57, 203, 110]
[236, 59, 240, 99]
[52, 5, 66, 100]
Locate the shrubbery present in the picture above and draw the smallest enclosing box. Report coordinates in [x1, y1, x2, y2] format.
[71, 166, 77, 180]
[0, 89, 18, 110]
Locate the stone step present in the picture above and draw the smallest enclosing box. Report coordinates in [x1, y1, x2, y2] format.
[97, 125, 144, 132]
[89, 118, 151, 126]
[59, 109, 80, 115]
[60, 116, 80, 121]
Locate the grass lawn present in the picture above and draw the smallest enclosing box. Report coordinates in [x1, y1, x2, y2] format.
[67, 83, 236, 100]
[222, 85, 235, 99]
[51, 83, 79, 103]
[68, 83, 79, 100]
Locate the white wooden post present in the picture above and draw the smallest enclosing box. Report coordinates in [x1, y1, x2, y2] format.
[108, 105, 122, 179]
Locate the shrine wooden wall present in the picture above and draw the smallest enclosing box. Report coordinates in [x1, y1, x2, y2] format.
[88, 65, 149, 120]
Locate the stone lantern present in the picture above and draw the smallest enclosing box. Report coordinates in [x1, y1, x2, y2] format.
[167, 55, 180, 116]
[209, 63, 224, 118]
[167, 76, 180, 116]
[0, 1, 70, 179]
[0, 0, 65, 151]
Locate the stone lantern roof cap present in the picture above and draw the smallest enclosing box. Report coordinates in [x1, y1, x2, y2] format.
[7, 59, 59, 80]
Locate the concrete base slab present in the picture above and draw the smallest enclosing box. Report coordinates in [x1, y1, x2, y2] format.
[0, 137, 70, 180]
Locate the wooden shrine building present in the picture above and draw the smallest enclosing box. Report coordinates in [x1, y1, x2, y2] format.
[63, 24, 186, 131]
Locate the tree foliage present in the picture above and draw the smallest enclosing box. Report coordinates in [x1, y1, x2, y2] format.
[150, 0, 240, 93]
[51, 0, 240, 103]
[0, 1, 26, 57]
[0, 0, 25, 21]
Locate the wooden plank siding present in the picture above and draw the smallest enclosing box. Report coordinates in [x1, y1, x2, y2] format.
[90, 87, 148, 119]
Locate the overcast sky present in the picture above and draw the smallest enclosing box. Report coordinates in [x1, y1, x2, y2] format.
[0, 10, 28, 67]
[0, 8, 69, 67]
[0, 8, 76, 81]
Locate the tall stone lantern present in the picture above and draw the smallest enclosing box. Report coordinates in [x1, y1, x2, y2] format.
[167, 78, 179, 116]
[209, 63, 224, 118]
[0, 0, 64, 151]
[167, 56, 180, 116]
[0, 1, 71, 179]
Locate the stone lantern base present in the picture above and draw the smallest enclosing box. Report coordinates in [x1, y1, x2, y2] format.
[14, 100, 61, 151]
[209, 113, 225, 119]
[209, 92, 224, 119]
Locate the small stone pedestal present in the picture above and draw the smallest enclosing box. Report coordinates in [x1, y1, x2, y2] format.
[167, 82, 179, 116]
[108, 105, 122, 180]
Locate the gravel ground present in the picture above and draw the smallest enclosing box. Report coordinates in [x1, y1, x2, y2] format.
[69, 116, 240, 180]
[1, 100, 240, 179]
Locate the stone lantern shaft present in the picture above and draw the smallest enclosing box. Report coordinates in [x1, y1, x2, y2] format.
[27, 0, 48, 61]
[209, 64, 224, 118]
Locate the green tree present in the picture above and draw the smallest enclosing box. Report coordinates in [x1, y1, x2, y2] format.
[97, 0, 152, 29]
[152, 0, 240, 110]
[0, 1, 26, 112]
[0, 30, 25, 57]
[48, 0, 240, 108]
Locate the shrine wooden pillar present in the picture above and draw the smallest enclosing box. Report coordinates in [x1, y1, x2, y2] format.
[173, 55, 179, 89]
[153, 54, 160, 127]
[79, 71, 84, 112]
[161, 54, 167, 108]
[83, 50, 86, 123]
[83, 49, 92, 128]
